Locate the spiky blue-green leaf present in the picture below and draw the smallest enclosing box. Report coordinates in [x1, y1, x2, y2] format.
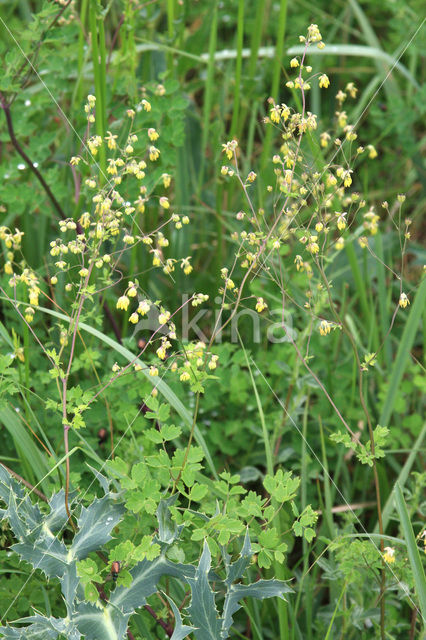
[61, 563, 80, 613]
[220, 580, 293, 638]
[45, 490, 74, 533]
[164, 595, 196, 640]
[71, 496, 124, 560]
[156, 495, 183, 544]
[73, 602, 130, 640]
[187, 541, 222, 640]
[110, 555, 196, 614]
[12, 535, 68, 579]
[0, 615, 80, 640]
[86, 464, 110, 495]
[223, 531, 252, 586]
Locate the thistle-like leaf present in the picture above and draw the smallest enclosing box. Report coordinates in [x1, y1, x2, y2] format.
[61, 562, 80, 613]
[164, 594, 196, 640]
[45, 489, 76, 533]
[71, 495, 124, 560]
[12, 535, 68, 579]
[73, 602, 130, 640]
[223, 530, 252, 586]
[110, 554, 196, 614]
[220, 580, 293, 638]
[0, 614, 81, 640]
[86, 463, 110, 495]
[186, 541, 222, 640]
[156, 495, 183, 544]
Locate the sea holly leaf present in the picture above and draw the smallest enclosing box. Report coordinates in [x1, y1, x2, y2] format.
[86, 464, 111, 495]
[45, 490, 74, 533]
[220, 580, 293, 639]
[61, 563, 80, 614]
[164, 595, 196, 640]
[187, 541, 222, 640]
[224, 531, 252, 586]
[0, 615, 81, 640]
[12, 536, 68, 579]
[110, 554, 196, 614]
[71, 496, 125, 560]
[74, 602, 130, 640]
[156, 495, 183, 545]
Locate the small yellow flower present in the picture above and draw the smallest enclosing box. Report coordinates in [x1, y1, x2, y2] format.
[367, 144, 378, 159]
[162, 173, 171, 188]
[319, 320, 331, 336]
[79, 212, 90, 228]
[320, 132, 330, 148]
[129, 312, 139, 324]
[138, 300, 151, 316]
[307, 24, 322, 43]
[281, 104, 290, 121]
[270, 105, 281, 123]
[159, 196, 170, 209]
[294, 255, 303, 271]
[149, 146, 160, 161]
[180, 371, 190, 382]
[51, 276, 58, 285]
[307, 237, 319, 255]
[150, 366, 158, 377]
[247, 171, 257, 183]
[207, 354, 218, 370]
[222, 139, 238, 160]
[290, 57, 299, 68]
[141, 99, 151, 112]
[318, 74, 330, 89]
[156, 339, 171, 361]
[112, 362, 120, 373]
[25, 307, 34, 323]
[399, 293, 409, 308]
[383, 547, 395, 564]
[117, 295, 130, 311]
[336, 212, 347, 231]
[105, 131, 118, 150]
[335, 237, 345, 250]
[4, 261, 13, 275]
[255, 297, 267, 313]
[159, 310, 171, 325]
[148, 128, 159, 141]
[345, 82, 358, 98]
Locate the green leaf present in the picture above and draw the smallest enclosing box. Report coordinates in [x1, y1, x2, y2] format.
[187, 542, 222, 639]
[394, 483, 426, 622]
[189, 483, 209, 502]
[25, 305, 218, 480]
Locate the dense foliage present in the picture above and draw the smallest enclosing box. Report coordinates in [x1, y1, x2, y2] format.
[0, 1, 425, 639]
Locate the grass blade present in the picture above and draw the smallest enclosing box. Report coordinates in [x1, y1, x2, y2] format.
[379, 277, 426, 427]
[394, 482, 426, 624]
